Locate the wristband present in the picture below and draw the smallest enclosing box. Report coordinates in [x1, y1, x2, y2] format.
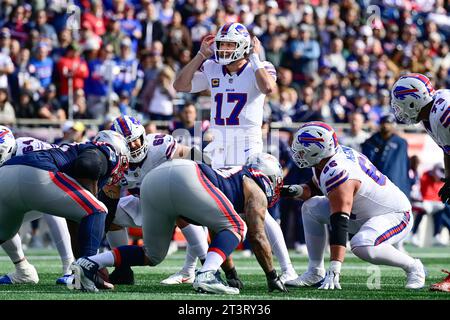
[197, 51, 208, 60]
[249, 53, 264, 71]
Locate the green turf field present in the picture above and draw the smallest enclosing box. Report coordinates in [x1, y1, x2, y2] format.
[1, 246, 449, 300]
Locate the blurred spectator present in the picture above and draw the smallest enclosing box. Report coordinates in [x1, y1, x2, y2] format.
[29, 42, 54, 91]
[361, 114, 411, 197]
[82, 1, 106, 37]
[54, 120, 87, 145]
[56, 42, 89, 99]
[339, 111, 370, 152]
[26, 10, 58, 48]
[292, 86, 323, 122]
[0, 27, 12, 54]
[103, 17, 127, 56]
[165, 11, 192, 62]
[0, 88, 16, 125]
[37, 84, 66, 121]
[72, 89, 91, 119]
[15, 89, 38, 118]
[142, 65, 176, 120]
[170, 101, 209, 150]
[139, 1, 165, 50]
[84, 44, 113, 118]
[0, 45, 14, 89]
[120, 4, 142, 53]
[113, 37, 144, 100]
[189, 9, 214, 55]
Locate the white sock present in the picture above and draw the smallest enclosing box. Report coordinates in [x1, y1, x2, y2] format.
[302, 208, 327, 272]
[43, 215, 74, 274]
[264, 211, 296, 275]
[199, 251, 224, 273]
[1, 233, 25, 263]
[106, 228, 129, 248]
[352, 244, 416, 272]
[89, 251, 115, 269]
[181, 244, 198, 275]
[181, 225, 208, 260]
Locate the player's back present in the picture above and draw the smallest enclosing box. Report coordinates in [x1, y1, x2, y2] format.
[427, 89, 450, 154]
[5, 142, 98, 173]
[314, 146, 411, 220]
[198, 163, 274, 214]
[14, 137, 58, 156]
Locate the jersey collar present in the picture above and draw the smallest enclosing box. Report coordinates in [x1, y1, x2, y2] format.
[221, 61, 249, 77]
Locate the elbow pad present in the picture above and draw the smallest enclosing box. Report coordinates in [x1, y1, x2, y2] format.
[73, 148, 108, 180]
[329, 212, 349, 247]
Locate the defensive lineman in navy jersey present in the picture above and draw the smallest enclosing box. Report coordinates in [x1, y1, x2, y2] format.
[0, 131, 130, 291]
[71, 153, 288, 294]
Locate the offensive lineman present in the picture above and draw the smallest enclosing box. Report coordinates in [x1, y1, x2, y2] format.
[172, 22, 299, 285]
[391, 73, 450, 292]
[0, 130, 130, 287]
[71, 153, 288, 294]
[282, 122, 425, 290]
[0, 127, 74, 285]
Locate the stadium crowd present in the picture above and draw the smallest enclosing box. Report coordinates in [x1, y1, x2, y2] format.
[0, 0, 449, 249]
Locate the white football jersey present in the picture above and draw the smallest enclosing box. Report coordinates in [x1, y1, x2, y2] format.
[190, 59, 276, 139]
[423, 89, 450, 154]
[15, 137, 57, 156]
[123, 133, 177, 191]
[313, 146, 411, 221]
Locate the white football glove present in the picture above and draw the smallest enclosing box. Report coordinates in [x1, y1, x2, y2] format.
[319, 261, 342, 290]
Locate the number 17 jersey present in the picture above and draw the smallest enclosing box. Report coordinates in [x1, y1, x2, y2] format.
[190, 59, 276, 138]
[313, 146, 411, 220]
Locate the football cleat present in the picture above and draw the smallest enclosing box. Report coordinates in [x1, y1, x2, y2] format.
[70, 257, 114, 292]
[0, 263, 39, 285]
[286, 269, 325, 287]
[193, 270, 239, 295]
[56, 274, 74, 285]
[161, 271, 195, 285]
[430, 270, 450, 292]
[109, 266, 135, 285]
[405, 259, 426, 289]
[280, 269, 298, 284]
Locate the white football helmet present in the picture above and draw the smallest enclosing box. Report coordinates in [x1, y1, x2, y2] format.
[245, 153, 284, 207]
[93, 130, 131, 185]
[0, 125, 16, 166]
[214, 23, 251, 65]
[111, 116, 148, 163]
[391, 73, 436, 124]
[292, 122, 339, 168]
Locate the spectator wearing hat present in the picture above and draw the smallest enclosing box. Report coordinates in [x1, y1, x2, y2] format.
[54, 120, 87, 145]
[113, 37, 144, 101]
[139, 1, 166, 50]
[103, 17, 127, 56]
[0, 88, 16, 126]
[85, 44, 114, 118]
[56, 42, 89, 100]
[361, 114, 412, 197]
[29, 42, 54, 91]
